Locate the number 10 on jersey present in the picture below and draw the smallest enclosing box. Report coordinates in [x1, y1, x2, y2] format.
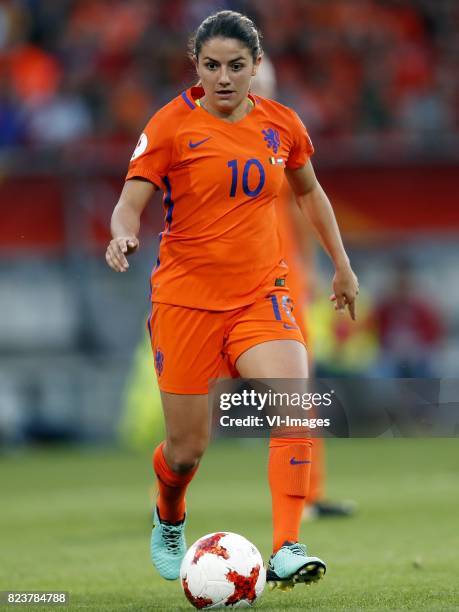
[227, 159, 266, 198]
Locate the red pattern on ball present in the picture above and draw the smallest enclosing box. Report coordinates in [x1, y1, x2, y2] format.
[182, 578, 213, 609]
[226, 565, 260, 605]
[192, 533, 230, 565]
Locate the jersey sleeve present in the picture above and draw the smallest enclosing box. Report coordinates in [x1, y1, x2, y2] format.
[285, 111, 314, 170]
[125, 110, 176, 189]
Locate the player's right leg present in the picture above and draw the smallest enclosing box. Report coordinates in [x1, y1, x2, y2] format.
[147, 302, 225, 580]
[151, 392, 209, 580]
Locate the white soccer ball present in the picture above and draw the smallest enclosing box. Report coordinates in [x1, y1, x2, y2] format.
[180, 532, 266, 609]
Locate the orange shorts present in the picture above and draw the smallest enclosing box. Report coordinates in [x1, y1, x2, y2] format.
[147, 290, 306, 394]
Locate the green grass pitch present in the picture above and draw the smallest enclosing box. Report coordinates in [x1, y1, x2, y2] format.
[1, 439, 458, 611]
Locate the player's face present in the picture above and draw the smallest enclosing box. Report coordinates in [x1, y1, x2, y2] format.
[196, 37, 261, 117]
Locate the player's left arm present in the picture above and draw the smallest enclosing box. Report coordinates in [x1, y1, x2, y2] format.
[285, 160, 359, 320]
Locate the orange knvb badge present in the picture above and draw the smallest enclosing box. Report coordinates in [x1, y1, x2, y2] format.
[154, 348, 164, 376]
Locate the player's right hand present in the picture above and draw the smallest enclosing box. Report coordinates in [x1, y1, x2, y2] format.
[105, 237, 139, 272]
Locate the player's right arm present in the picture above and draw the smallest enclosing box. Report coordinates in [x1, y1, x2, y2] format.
[106, 179, 158, 272]
[107, 101, 180, 272]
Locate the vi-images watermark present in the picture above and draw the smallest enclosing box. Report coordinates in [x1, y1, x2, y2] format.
[219, 388, 335, 411]
[211, 378, 459, 438]
[218, 388, 334, 430]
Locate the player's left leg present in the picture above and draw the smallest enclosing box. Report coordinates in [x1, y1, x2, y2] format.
[235, 339, 326, 590]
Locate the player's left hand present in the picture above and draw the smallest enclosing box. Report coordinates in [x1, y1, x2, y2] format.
[330, 266, 359, 320]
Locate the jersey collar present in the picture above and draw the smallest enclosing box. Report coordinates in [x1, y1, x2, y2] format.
[182, 86, 260, 125]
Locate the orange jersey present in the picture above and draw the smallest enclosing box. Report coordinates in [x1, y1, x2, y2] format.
[275, 179, 309, 307]
[126, 86, 314, 310]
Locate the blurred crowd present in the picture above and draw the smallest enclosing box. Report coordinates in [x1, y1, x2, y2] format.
[0, 0, 458, 148]
[310, 259, 445, 378]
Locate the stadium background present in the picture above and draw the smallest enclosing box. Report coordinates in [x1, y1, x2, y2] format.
[0, 1, 458, 610]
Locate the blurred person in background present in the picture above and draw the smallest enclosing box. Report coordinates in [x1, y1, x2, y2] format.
[1, 0, 457, 148]
[250, 56, 358, 520]
[106, 9, 358, 592]
[374, 260, 443, 378]
[309, 283, 379, 378]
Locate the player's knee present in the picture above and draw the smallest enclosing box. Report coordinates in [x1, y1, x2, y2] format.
[170, 451, 204, 474]
[167, 438, 208, 473]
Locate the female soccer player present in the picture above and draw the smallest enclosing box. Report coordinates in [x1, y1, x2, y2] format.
[106, 11, 358, 590]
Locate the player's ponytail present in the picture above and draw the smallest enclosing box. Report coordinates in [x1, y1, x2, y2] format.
[188, 10, 263, 63]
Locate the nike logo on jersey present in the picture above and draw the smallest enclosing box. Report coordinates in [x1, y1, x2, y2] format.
[189, 137, 211, 148]
[290, 458, 311, 465]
